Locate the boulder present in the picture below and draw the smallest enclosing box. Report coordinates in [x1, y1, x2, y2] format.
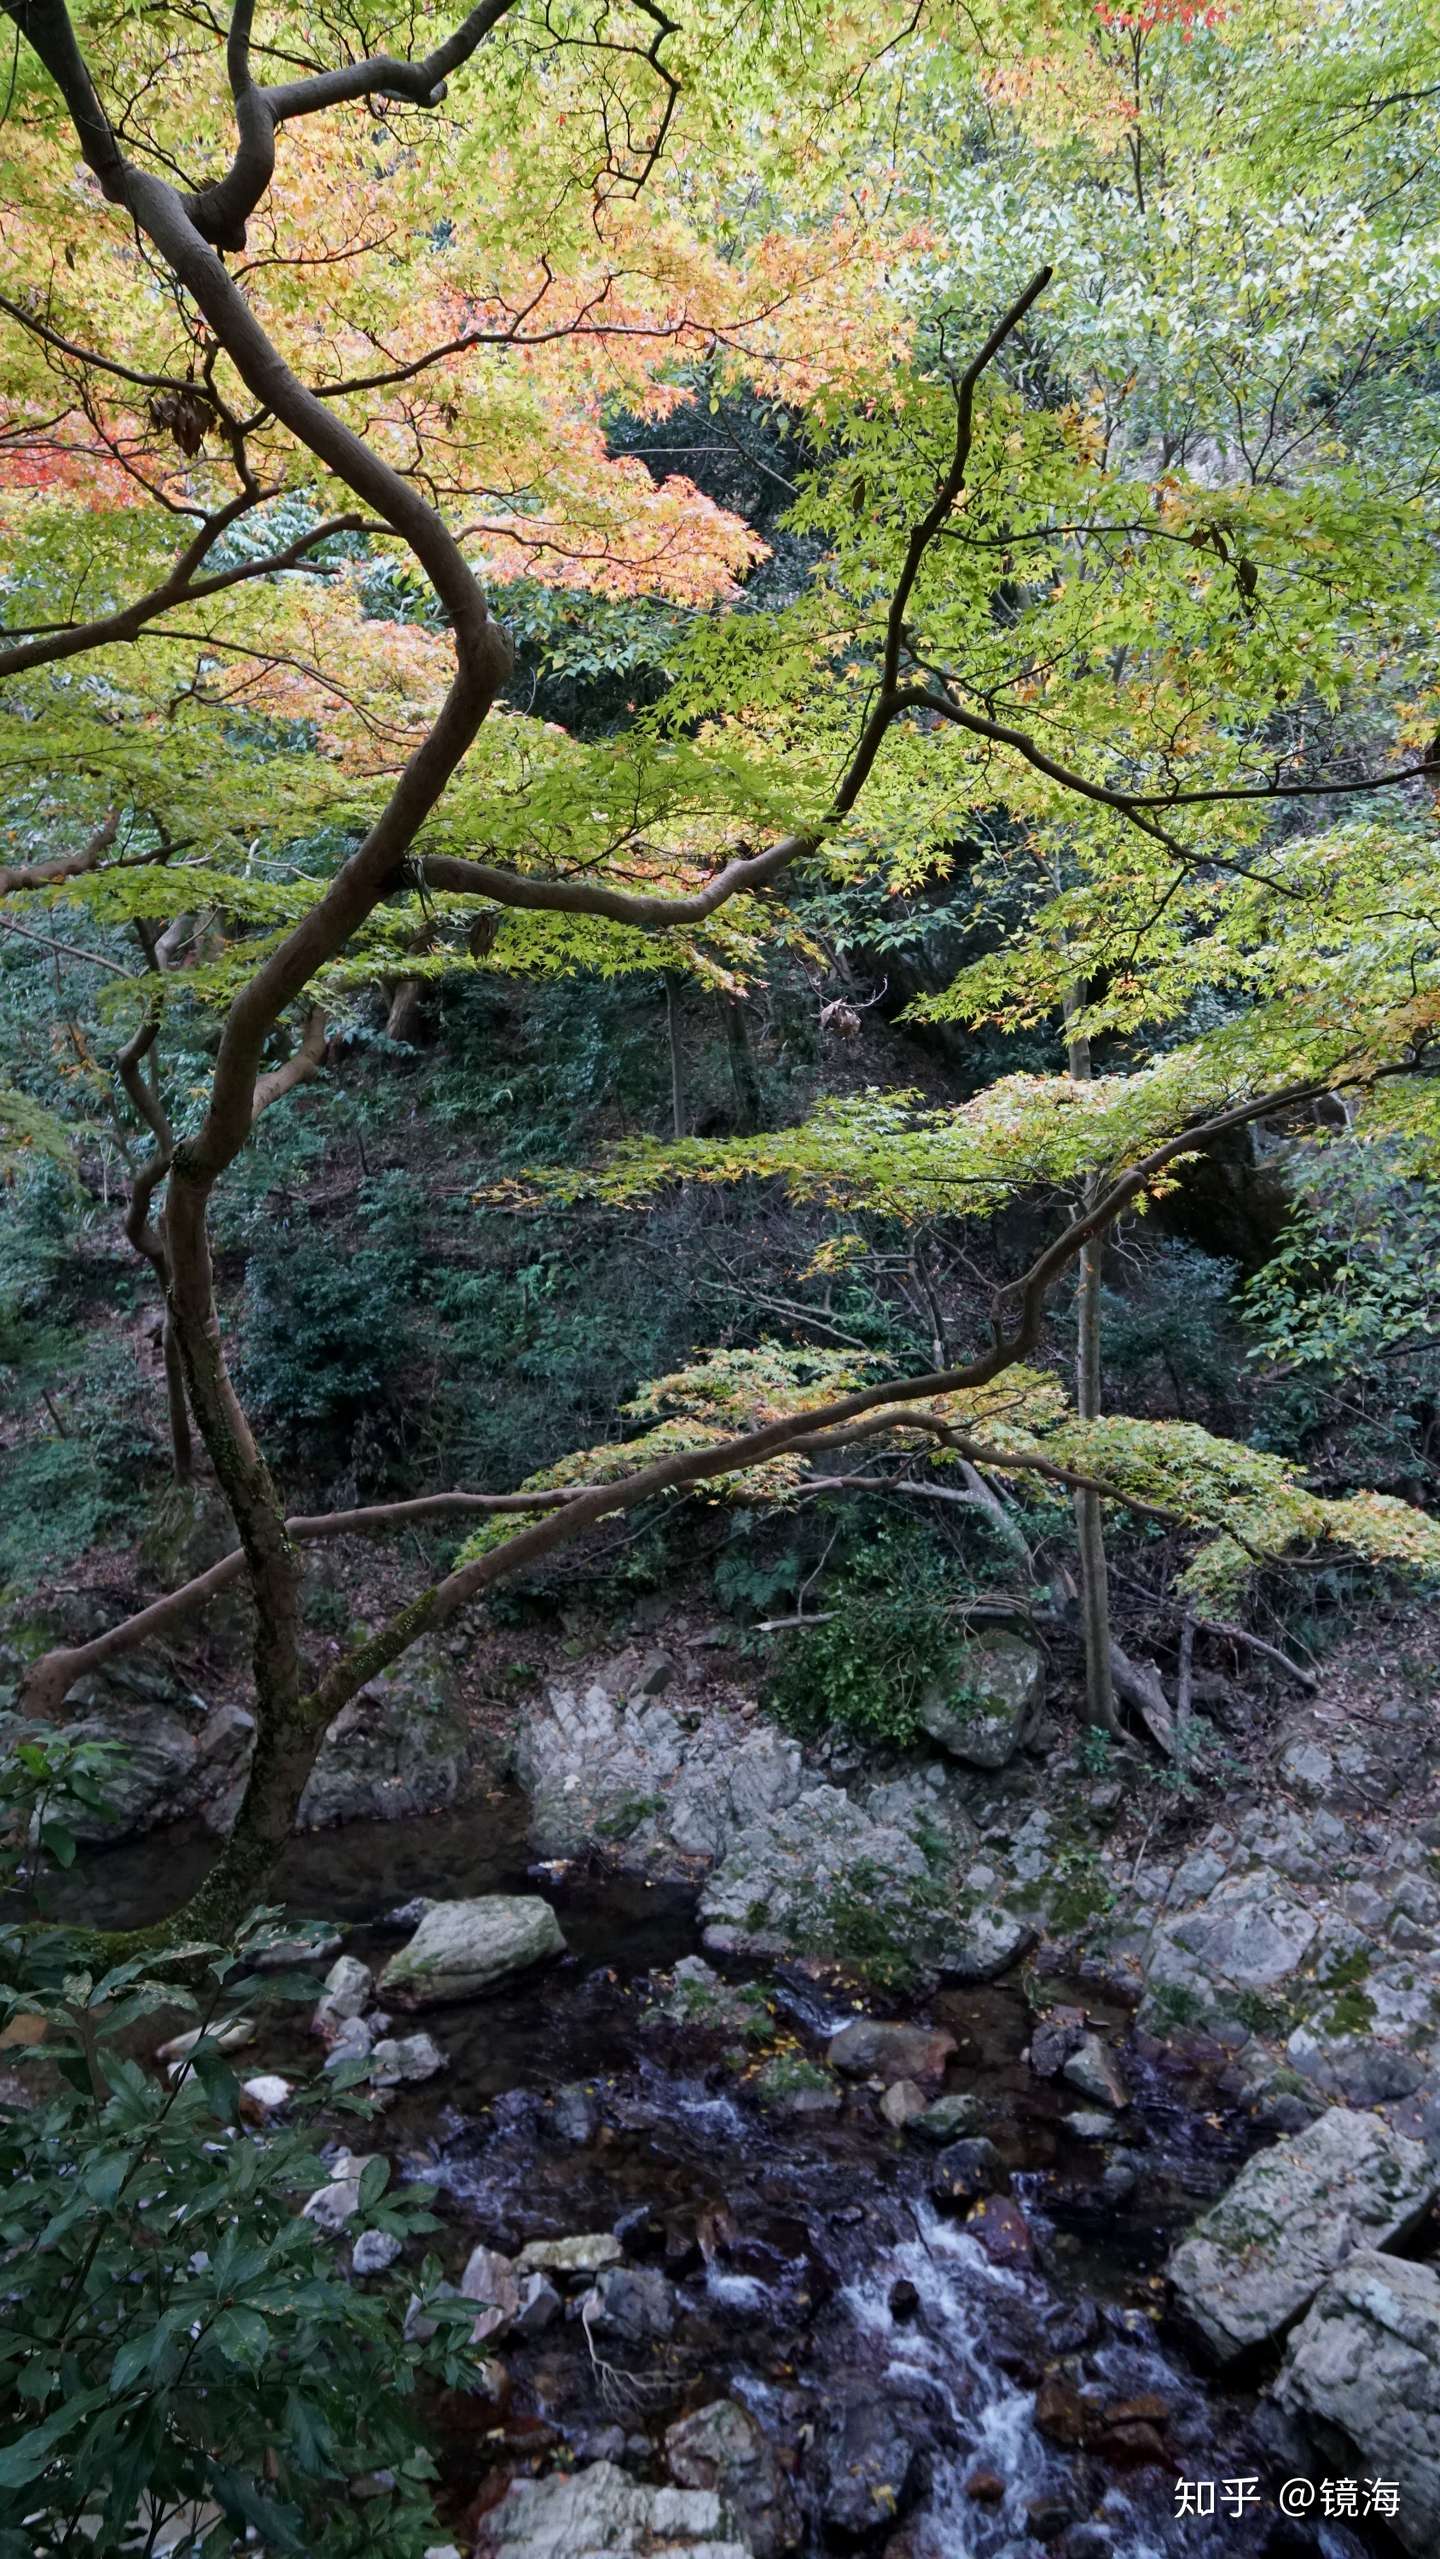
[516, 1665, 809, 1871]
[378, 1895, 566, 2008]
[666, 2398, 802, 2557]
[295, 1653, 468, 1829]
[551, 2082, 601, 2143]
[936, 1902, 1036, 1982]
[1154, 1873, 1318, 1998]
[752, 2054, 842, 2116]
[916, 1632, 1044, 1769]
[908, 2091, 983, 2144]
[826, 2018, 956, 2085]
[586, 2264, 675, 2342]
[818, 2390, 925, 2541]
[1028, 2007, 1086, 2078]
[302, 2175, 366, 2234]
[930, 2138, 1004, 2212]
[1167, 2108, 1439, 2362]
[14, 1660, 253, 1843]
[1273, 2251, 1440, 2558]
[478, 2460, 749, 2559]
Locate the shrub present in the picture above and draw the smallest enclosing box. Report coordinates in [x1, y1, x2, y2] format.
[763, 1524, 970, 1746]
[0, 1740, 483, 2557]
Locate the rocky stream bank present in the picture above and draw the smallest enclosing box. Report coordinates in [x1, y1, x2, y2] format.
[18, 1605, 1440, 2556]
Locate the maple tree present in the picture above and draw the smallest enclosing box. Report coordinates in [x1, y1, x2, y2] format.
[3, 0, 1440, 1937]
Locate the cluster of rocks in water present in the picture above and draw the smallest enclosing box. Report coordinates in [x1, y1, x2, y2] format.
[30, 1598, 1440, 2549]
[145, 1872, 1440, 2557]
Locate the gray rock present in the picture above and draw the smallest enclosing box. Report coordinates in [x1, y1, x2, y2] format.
[1061, 2033, 1130, 2111]
[827, 2018, 956, 2084]
[916, 1632, 1044, 1768]
[880, 2078, 929, 2129]
[517, 1668, 810, 1876]
[378, 1896, 566, 2008]
[296, 1652, 468, 1829]
[727, 1732, 804, 1830]
[247, 1922, 345, 1971]
[930, 2137, 1004, 2210]
[302, 2176, 365, 2234]
[1167, 2109, 1439, 2361]
[702, 1786, 938, 1969]
[370, 2032, 447, 2087]
[16, 1662, 252, 1842]
[351, 2229, 403, 2277]
[1275, 2251, 1440, 2559]
[908, 2091, 984, 2144]
[478, 2460, 748, 2558]
[586, 2263, 675, 2342]
[1166, 1883, 1319, 1996]
[1279, 1740, 1335, 1799]
[1284, 2026, 1426, 2108]
[551, 2082, 600, 2143]
[512, 2272, 562, 2336]
[937, 1902, 1036, 1982]
[666, 2397, 802, 2556]
[1064, 2110, 1119, 2141]
[239, 2074, 291, 2116]
[819, 2390, 923, 2540]
[1028, 2007, 1086, 2079]
[460, 2242, 521, 2341]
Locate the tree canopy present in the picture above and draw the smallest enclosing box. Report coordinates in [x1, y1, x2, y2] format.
[4, 0, 1440, 1933]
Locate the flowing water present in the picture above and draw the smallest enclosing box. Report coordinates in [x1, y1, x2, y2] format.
[67, 1801, 1385, 2559]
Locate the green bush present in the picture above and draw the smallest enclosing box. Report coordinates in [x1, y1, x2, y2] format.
[763, 1523, 969, 1746]
[0, 1739, 484, 2557]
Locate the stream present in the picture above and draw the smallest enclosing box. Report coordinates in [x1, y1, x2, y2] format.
[65, 1800, 1384, 2559]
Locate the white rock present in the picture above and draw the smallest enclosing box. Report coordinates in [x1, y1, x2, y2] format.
[515, 2231, 623, 2276]
[322, 2013, 374, 2073]
[352, 2229, 403, 2277]
[314, 1954, 372, 2040]
[157, 2016, 255, 2064]
[239, 2074, 291, 2115]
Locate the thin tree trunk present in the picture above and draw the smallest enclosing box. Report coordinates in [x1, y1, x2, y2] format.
[724, 994, 761, 1131]
[1064, 981, 1121, 1735]
[665, 972, 686, 1138]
